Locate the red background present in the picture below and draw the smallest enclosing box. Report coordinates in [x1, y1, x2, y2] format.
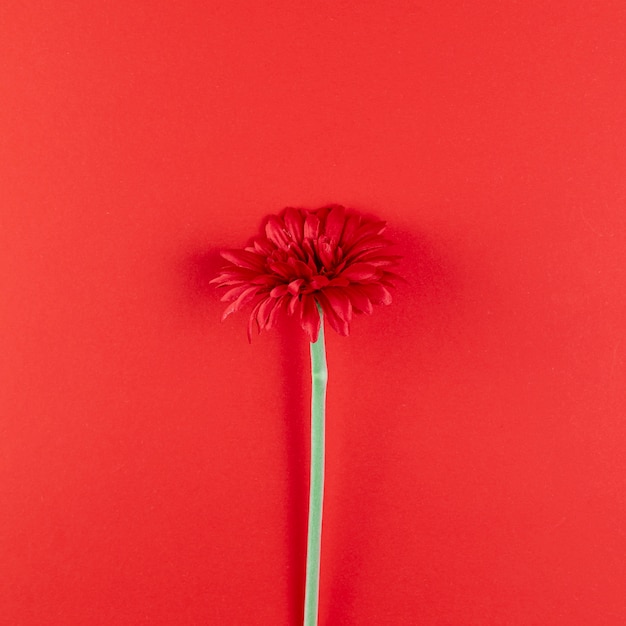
[2, 2, 626, 624]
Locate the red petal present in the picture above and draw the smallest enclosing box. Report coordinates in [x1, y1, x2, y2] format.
[357, 282, 393, 305]
[221, 286, 259, 320]
[317, 241, 335, 271]
[351, 249, 401, 265]
[251, 274, 279, 286]
[288, 278, 305, 295]
[267, 295, 290, 329]
[324, 205, 345, 242]
[285, 242, 307, 262]
[220, 284, 254, 302]
[265, 215, 292, 249]
[221, 249, 265, 270]
[267, 260, 295, 280]
[256, 297, 277, 329]
[282, 207, 305, 242]
[339, 263, 380, 282]
[251, 237, 275, 256]
[381, 270, 407, 284]
[316, 292, 350, 336]
[343, 236, 393, 262]
[304, 212, 320, 239]
[301, 240, 319, 271]
[327, 276, 350, 288]
[344, 285, 374, 314]
[211, 268, 257, 282]
[379, 285, 394, 304]
[247, 299, 264, 342]
[300, 295, 321, 342]
[270, 284, 289, 297]
[290, 259, 314, 280]
[211, 279, 244, 287]
[210, 273, 239, 286]
[309, 275, 330, 290]
[352, 220, 387, 241]
[288, 295, 301, 316]
[320, 287, 353, 322]
[339, 213, 361, 247]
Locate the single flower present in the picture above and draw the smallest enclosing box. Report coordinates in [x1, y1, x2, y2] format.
[211, 205, 401, 342]
[212, 204, 402, 625]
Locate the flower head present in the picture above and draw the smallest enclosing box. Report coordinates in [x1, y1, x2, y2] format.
[211, 205, 401, 342]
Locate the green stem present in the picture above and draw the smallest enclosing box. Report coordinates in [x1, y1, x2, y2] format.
[303, 303, 327, 626]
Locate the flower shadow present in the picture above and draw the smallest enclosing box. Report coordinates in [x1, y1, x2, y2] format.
[277, 316, 311, 623]
[322, 224, 460, 623]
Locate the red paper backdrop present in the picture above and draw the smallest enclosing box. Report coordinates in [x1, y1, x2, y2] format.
[2, 1, 626, 624]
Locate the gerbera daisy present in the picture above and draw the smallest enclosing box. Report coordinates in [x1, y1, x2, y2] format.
[212, 205, 401, 625]
[211, 204, 401, 342]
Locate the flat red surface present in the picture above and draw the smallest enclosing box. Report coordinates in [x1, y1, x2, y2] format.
[2, 2, 626, 624]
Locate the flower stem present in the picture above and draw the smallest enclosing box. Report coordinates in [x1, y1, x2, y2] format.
[304, 303, 327, 626]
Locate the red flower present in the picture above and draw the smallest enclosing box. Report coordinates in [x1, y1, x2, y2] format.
[211, 205, 401, 342]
